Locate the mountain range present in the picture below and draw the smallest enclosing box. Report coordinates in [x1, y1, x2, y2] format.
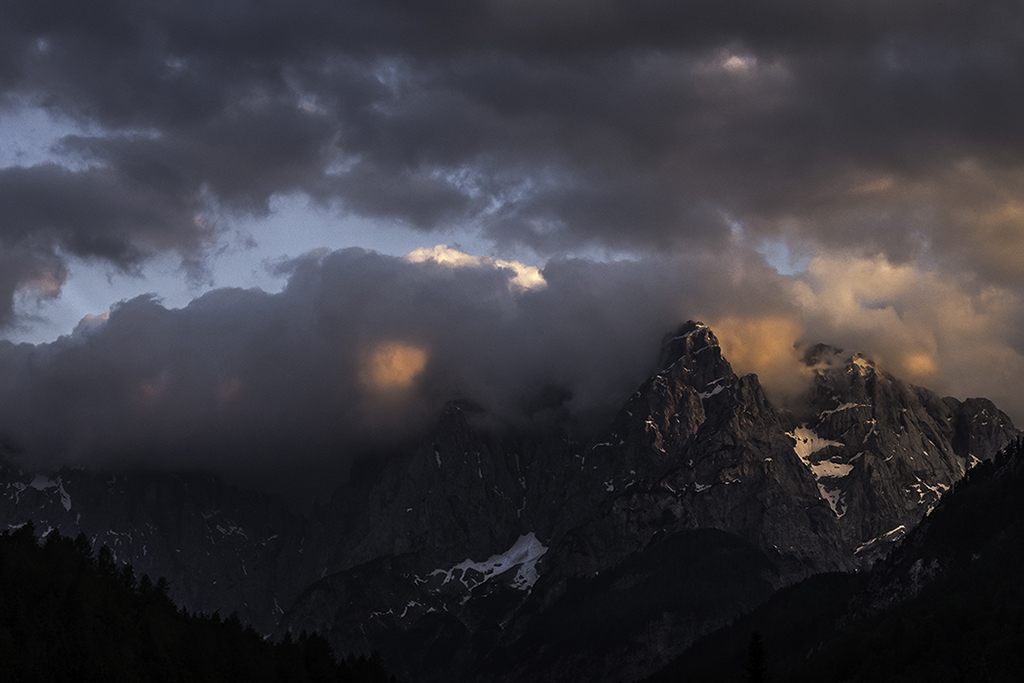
[1, 321, 1017, 682]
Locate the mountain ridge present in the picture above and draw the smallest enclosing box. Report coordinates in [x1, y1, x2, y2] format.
[0, 320, 1017, 681]
[278, 321, 1017, 682]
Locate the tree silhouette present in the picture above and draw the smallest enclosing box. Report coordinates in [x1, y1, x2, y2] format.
[744, 631, 768, 683]
[0, 526, 401, 682]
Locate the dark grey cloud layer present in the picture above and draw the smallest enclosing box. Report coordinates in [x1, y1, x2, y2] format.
[3, 0, 1024, 496]
[3, 0, 1024, 321]
[0, 247, 789, 495]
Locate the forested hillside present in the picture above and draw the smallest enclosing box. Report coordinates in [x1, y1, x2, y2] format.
[0, 523, 398, 683]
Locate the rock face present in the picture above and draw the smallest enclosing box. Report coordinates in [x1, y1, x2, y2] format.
[791, 344, 1017, 562]
[279, 322, 1018, 683]
[1, 321, 1016, 682]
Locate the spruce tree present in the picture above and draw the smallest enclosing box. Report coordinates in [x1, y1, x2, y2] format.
[743, 631, 768, 683]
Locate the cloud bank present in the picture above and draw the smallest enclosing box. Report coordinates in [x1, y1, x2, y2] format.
[1, 246, 1022, 499]
[2, 1, 1024, 496]
[0, 246, 779, 491]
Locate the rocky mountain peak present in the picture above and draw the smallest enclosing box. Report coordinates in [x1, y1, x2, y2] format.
[659, 321, 715, 363]
[781, 342, 1018, 563]
[658, 321, 734, 389]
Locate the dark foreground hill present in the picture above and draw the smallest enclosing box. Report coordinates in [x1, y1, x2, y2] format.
[0, 523, 398, 683]
[643, 437, 1024, 683]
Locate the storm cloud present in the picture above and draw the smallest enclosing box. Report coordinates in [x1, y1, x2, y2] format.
[2, 0, 1024, 303]
[2, 1, 1024, 494]
[0, 246, 790, 492]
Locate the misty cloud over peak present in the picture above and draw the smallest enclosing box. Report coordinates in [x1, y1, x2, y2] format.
[1, 244, 1024, 498]
[0, 247, 727, 492]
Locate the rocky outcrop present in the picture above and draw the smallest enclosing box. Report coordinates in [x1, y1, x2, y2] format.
[551, 322, 847, 586]
[790, 344, 1017, 562]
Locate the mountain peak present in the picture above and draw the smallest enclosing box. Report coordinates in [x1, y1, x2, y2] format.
[659, 321, 718, 368]
[802, 342, 844, 367]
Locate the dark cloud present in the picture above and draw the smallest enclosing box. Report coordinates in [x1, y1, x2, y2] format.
[0, 246, 66, 326]
[0, 163, 204, 260]
[2, 245, 1024, 499]
[2, 0, 1024, 491]
[0, 247, 790, 496]
[1, 0, 1021, 304]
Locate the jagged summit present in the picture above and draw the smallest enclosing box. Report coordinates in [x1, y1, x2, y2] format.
[659, 320, 716, 366]
[655, 320, 736, 397]
[802, 342, 844, 367]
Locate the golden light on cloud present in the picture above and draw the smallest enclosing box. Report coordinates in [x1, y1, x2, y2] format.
[972, 200, 1024, 280]
[899, 352, 938, 380]
[361, 342, 429, 391]
[404, 245, 546, 292]
[710, 315, 810, 404]
[712, 315, 804, 374]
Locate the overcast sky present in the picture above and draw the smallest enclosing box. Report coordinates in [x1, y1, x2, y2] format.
[2, 0, 1023, 495]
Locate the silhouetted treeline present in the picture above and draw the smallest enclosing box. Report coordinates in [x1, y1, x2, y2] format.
[0, 523, 398, 683]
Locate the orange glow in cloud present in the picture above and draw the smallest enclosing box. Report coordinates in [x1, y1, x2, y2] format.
[361, 342, 429, 391]
[709, 315, 810, 404]
[899, 352, 938, 380]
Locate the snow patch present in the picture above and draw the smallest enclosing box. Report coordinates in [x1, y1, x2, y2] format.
[699, 384, 725, 399]
[810, 460, 854, 479]
[29, 475, 57, 491]
[852, 356, 874, 372]
[28, 475, 72, 511]
[57, 481, 72, 511]
[817, 484, 844, 517]
[682, 323, 708, 338]
[819, 402, 869, 417]
[788, 426, 852, 516]
[788, 426, 843, 461]
[855, 525, 907, 554]
[910, 477, 949, 512]
[215, 524, 249, 540]
[427, 532, 548, 592]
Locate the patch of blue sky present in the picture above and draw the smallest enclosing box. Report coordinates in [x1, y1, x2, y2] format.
[755, 237, 810, 276]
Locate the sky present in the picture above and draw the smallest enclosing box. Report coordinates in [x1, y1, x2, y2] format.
[1, 0, 1023, 497]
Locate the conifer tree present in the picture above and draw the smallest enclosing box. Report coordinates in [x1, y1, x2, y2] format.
[743, 631, 768, 683]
